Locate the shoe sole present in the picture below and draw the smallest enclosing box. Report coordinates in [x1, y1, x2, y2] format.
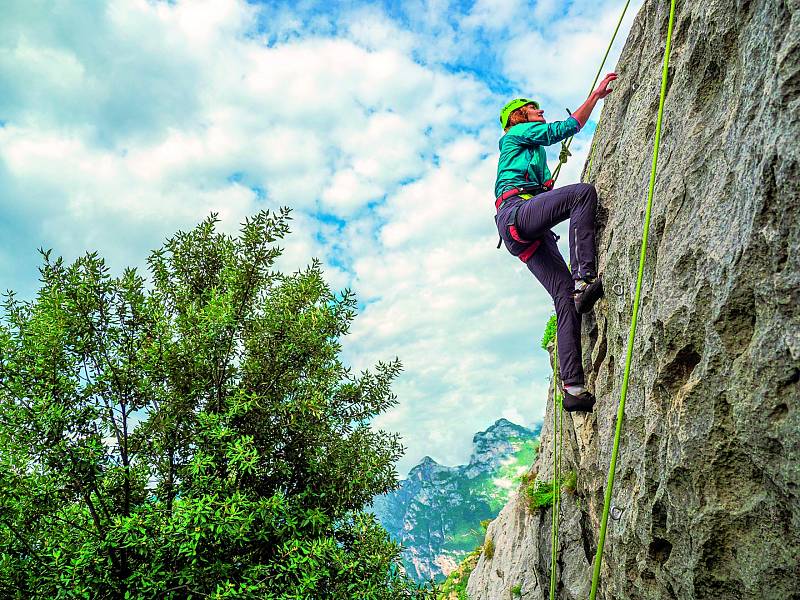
[563, 394, 596, 413]
[575, 278, 604, 314]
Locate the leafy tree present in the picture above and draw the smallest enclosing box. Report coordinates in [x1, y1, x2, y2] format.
[0, 211, 434, 599]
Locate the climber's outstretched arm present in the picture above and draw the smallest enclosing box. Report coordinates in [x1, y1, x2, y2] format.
[571, 72, 618, 127]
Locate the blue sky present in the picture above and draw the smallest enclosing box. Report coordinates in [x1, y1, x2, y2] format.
[0, 0, 641, 475]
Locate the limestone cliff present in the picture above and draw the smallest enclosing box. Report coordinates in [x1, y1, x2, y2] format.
[467, 0, 799, 598]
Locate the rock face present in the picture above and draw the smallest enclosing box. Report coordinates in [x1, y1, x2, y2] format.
[371, 419, 540, 582]
[468, 0, 800, 599]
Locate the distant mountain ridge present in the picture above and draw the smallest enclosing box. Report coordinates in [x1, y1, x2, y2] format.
[371, 418, 541, 582]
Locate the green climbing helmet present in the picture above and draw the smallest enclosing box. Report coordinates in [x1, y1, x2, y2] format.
[499, 98, 539, 129]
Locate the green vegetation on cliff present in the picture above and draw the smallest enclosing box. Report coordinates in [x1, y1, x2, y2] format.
[520, 470, 577, 511]
[438, 548, 480, 600]
[540, 313, 557, 350]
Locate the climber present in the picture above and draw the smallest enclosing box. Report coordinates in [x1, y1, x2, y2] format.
[494, 73, 617, 412]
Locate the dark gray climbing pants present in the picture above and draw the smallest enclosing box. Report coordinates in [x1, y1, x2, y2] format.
[515, 183, 598, 282]
[500, 183, 598, 385]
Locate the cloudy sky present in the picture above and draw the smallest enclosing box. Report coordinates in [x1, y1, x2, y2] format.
[0, 0, 641, 475]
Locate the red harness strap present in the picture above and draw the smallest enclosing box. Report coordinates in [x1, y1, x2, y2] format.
[509, 226, 541, 261]
[494, 182, 553, 263]
[495, 187, 524, 210]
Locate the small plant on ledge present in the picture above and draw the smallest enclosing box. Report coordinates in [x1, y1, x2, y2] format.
[521, 471, 578, 511]
[483, 537, 495, 559]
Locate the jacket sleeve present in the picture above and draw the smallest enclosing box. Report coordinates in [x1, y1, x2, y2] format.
[512, 116, 581, 146]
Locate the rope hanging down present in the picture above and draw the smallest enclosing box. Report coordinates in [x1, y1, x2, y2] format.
[584, 122, 602, 183]
[588, 1, 678, 598]
[549, 341, 564, 600]
[545, 3, 632, 596]
[550, 0, 632, 185]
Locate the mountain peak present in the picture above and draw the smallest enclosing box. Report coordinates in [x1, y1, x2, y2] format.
[472, 419, 539, 448]
[483, 418, 528, 434]
[406, 454, 450, 480]
[372, 418, 541, 584]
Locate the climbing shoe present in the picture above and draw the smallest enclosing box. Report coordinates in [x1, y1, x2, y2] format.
[574, 275, 604, 314]
[562, 389, 596, 413]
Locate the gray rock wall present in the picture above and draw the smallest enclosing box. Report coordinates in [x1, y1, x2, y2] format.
[468, 0, 800, 598]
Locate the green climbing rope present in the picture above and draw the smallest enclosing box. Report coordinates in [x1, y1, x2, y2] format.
[551, 0, 632, 184]
[588, 1, 678, 599]
[585, 121, 602, 183]
[549, 341, 564, 600]
[545, 4, 633, 596]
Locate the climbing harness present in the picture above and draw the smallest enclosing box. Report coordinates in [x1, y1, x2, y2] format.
[549, 341, 564, 600]
[588, 1, 678, 598]
[494, 181, 554, 262]
[550, 0, 633, 186]
[494, 181, 553, 212]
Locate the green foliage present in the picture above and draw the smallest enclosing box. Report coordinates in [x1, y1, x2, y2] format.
[523, 478, 557, 510]
[540, 314, 557, 350]
[483, 537, 494, 560]
[520, 471, 578, 512]
[0, 212, 434, 599]
[518, 470, 535, 487]
[479, 519, 491, 532]
[510, 583, 522, 597]
[437, 549, 480, 600]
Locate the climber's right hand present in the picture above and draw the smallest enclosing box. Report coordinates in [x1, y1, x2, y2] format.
[593, 72, 618, 99]
[572, 73, 619, 127]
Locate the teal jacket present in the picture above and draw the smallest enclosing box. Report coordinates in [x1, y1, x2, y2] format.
[494, 116, 581, 198]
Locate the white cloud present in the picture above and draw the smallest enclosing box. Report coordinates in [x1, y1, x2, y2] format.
[0, 0, 643, 475]
[502, 0, 643, 110]
[463, 0, 530, 32]
[532, 0, 560, 20]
